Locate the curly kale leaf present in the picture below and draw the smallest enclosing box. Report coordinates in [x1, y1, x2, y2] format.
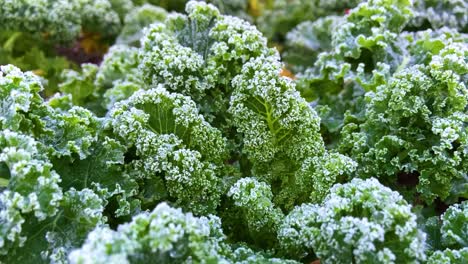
[0, 82, 113, 259]
[69, 202, 231, 263]
[50, 132, 139, 218]
[58, 44, 144, 113]
[97, 45, 144, 110]
[256, 0, 359, 41]
[140, 0, 274, 123]
[116, 4, 168, 46]
[70, 202, 298, 264]
[441, 201, 468, 248]
[0, 130, 62, 256]
[299, 0, 413, 90]
[227, 178, 284, 247]
[230, 55, 355, 209]
[295, 0, 413, 145]
[230, 55, 324, 177]
[283, 16, 344, 72]
[96, 45, 142, 90]
[0, 32, 74, 97]
[428, 201, 468, 264]
[428, 248, 468, 264]
[78, 0, 123, 38]
[0, 0, 81, 43]
[0, 0, 124, 43]
[278, 178, 427, 263]
[0, 65, 49, 136]
[340, 43, 468, 203]
[409, 0, 467, 32]
[111, 87, 228, 215]
[1, 188, 106, 264]
[59, 64, 99, 109]
[404, 28, 468, 66]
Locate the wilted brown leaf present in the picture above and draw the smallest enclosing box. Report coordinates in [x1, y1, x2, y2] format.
[80, 32, 108, 55]
[280, 67, 296, 80]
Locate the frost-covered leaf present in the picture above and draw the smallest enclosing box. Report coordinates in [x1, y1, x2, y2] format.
[111, 87, 228, 214]
[278, 178, 427, 263]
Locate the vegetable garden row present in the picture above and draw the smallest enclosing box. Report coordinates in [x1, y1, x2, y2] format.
[0, 0, 466, 263]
